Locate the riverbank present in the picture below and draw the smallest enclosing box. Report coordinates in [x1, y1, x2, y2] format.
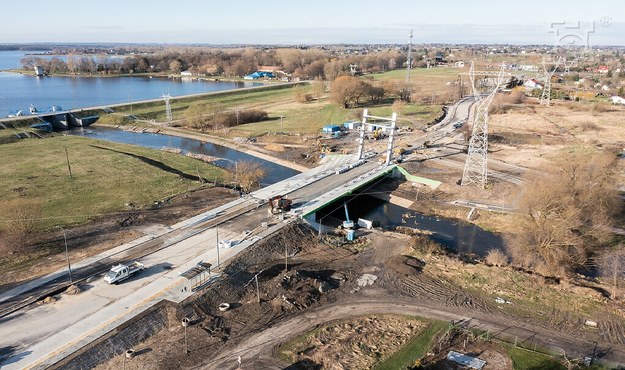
[0, 81, 304, 125]
[0, 69, 285, 84]
[98, 123, 310, 172]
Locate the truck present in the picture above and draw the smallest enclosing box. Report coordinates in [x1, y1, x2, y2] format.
[104, 262, 145, 284]
[268, 195, 292, 215]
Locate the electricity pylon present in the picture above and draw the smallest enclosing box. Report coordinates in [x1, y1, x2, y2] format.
[460, 63, 509, 188]
[540, 57, 562, 107]
[163, 94, 172, 122]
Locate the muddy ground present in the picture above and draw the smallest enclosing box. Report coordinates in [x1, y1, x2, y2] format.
[92, 222, 625, 370]
[0, 186, 238, 291]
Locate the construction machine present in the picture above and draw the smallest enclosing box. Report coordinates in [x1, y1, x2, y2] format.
[268, 195, 292, 215]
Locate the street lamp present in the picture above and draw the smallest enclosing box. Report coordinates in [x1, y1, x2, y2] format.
[60, 227, 73, 283]
[181, 318, 190, 354]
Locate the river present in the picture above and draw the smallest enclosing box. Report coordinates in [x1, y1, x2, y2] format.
[315, 194, 503, 256]
[0, 50, 262, 118]
[68, 127, 301, 186]
[66, 127, 503, 254]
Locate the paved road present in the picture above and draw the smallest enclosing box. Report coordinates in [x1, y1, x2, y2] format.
[0, 154, 386, 369]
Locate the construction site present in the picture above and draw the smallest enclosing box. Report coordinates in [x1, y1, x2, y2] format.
[3, 25, 625, 369]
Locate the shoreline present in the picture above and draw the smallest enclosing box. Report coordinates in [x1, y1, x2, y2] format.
[0, 82, 305, 124]
[95, 123, 311, 172]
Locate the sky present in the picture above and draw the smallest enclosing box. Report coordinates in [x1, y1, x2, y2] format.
[1, 0, 624, 45]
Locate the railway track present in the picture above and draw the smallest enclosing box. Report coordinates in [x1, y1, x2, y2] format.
[0, 200, 263, 319]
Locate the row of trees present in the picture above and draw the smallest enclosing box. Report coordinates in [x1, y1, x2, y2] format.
[329, 76, 386, 108]
[20, 48, 408, 80]
[182, 102, 268, 131]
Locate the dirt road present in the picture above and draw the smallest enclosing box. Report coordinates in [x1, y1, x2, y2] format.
[207, 296, 616, 370]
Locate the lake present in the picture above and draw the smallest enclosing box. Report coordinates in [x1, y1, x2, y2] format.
[0, 50, 261, 118]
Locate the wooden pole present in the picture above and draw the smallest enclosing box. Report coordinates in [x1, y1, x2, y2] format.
[65, 147, 73, 179]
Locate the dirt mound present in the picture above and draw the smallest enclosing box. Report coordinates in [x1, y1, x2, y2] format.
[386, 255, 424, 276]
[65, 284, 82, 295]
[41, 296, 57, 304]
[265, 143, 286, 152]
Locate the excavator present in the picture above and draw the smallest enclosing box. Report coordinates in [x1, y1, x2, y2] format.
[268, 195, 292, 215]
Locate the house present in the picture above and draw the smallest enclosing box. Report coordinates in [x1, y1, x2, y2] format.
[454, 61, 465, 68]
[611, 96, 625, 105]
[180, 70, 193, 77]
[244, 71, 275, 80]
[596, 65, 609, 74]
[523, 78, 543, 90]
[257, 66, 280, 73]
[34, 65, 44, 76]
[520, 65, 539, 72]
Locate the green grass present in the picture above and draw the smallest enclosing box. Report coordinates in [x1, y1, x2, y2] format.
[506, 346, 566, 370]
[114, 83, 302, 121]
[373, 320, 450, 370]
[368, 67, 461, 94]
[0, 135, 227, 231]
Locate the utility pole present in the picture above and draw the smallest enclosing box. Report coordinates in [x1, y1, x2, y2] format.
[285, 244, 288, 272]
[280, 115, 284, 132]
[255, 275, 260, 303]
[64, 147, 73, 179]
[244, 269, 264, 304]
[406, 30, 413, 82]
[61, 227, 73, 283]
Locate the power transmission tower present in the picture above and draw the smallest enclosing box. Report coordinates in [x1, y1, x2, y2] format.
[540, 57, 561, 107]
[406, 30, 413, 82]
[163, 94, 173, 122]
[460, 63, 509, 188]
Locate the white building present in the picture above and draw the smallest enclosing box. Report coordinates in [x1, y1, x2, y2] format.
[523, 78, 543, 89]
[611, 96, 625, 105]
[34, 65, 44, 76]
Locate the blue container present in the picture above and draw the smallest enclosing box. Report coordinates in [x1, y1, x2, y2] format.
[346, 230, 355, 241]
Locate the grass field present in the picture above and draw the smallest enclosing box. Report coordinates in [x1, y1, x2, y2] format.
[0, 135, 227, 231]
[373, 320, 449, 370]
[369, 67, 462, 94]
[113, 84, 302, 122]
[506, 346, 566, 370]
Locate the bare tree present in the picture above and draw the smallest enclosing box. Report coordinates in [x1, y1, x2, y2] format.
[234, 161, 266, 194]
[0, 199, 41, 253]
[506, 150, 620, 277]
[312, 78, 325, 100]
[330, 76, 369, 108]
[598, 246, 625, 300]
[183, 102, 210, 130]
